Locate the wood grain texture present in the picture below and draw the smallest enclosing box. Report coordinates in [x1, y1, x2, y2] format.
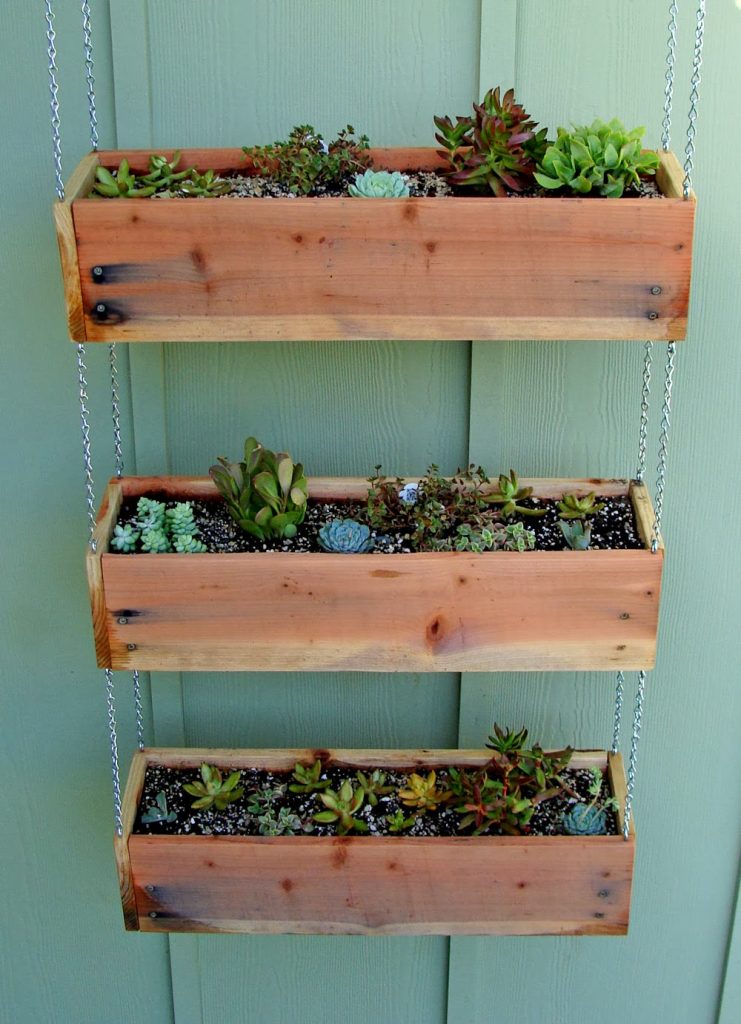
[120, 747, 633, 935]
[88, 476, 662, 672]
[64, 149, 693, 342]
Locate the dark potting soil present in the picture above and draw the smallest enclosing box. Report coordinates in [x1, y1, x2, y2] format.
[114, 492, 643, 555]
[133, 761, 618, 839]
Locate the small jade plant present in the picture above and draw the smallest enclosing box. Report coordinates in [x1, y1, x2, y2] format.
[560, 520, 592, 550]
[92, 151, 230, 199]
[242, 124, 371, 195]
[314, 779, 368, 834]
[92, 158, 157, 198]
[535, 119, 660, 197]
[111, 497, 206, 553]
[349, 169, 410, 197]
[140, 791, 177, 825]
[561, 767, 619, 835]
[318, 519, 374, 553]
[209, 436, 308, 541]
[182, 763, 244, 811]
[434, 86, 548, 195]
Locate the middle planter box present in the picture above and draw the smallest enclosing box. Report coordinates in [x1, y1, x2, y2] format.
[88, 476, 663, 672]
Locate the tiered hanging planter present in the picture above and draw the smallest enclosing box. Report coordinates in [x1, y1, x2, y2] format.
[88, 475, 663, 673]
[118, 747, 634, 935]
[55, 147, 695, 343]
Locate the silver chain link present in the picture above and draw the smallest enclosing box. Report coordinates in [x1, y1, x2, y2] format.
[108, 344, 124, 478]
[611, 670, 625, 754]
[132, 670, 145, 750]
[76, 344, 98, 549]
[683, 0, 706, 197]
[661, 1, 679, 151]
[44, 0, 64, 200]
[651, 342, 676, 552]
[105, 670, 123, 836]
[636, 341, 653, 481]
[80, 0, 99, 149]
[623, 670, 647, 839]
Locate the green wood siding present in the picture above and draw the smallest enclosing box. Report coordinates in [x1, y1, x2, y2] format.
[0, 2, 739, 1022]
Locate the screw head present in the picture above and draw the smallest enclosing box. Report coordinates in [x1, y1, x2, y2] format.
[598, 889, 610, 898]
[619, 612, 630, 620]
[145, 885, 155, 893]
[95, 302, 107, 314]
[127, 643, 137, 651]
[650, 285, 662, 295]
[149, 911, 158, 919]
[647, 311, 659, 321]
[92, 265, 104, 277]
[117, 616, 128, 625]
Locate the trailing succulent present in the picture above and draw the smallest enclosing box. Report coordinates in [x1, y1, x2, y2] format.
[242, 124, 371, 195]
[92, 158, 157, 198]
[92, 151, 231, 199]
[182, 763, 244, 811]
[318, 518, 374, 553]
[349, 169, 410, 197]
[111, 496, 206, 553]
[210, 436, 308, 541]
[434, 86, 548, 196]
[535, 119, 660, 198]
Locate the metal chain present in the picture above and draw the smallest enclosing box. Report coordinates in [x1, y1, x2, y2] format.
[132, 671, 145, 750]
[76, 344, 98, 549]
[80, 0, 99, 149]
[661, 1, 679, 150]
[108, 344, 124, 477]
[683, 0, 706, 197]
[611, 670, 625, 754]
[636, 341, 653, 481]
[105, 670, 123, 836]
[44, 0, 64, 200]
[623, 670, 647, 838]
[651, 342, 676, 552]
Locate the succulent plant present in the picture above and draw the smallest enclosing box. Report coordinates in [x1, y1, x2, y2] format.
[348, 169, 410, 197]
[557, 492, 605, 520]
[560, 520, 592, 551]
[314, 779, 368, 835]
[355, 770, 394, 807]
[179, 168, 232, 197]
[182, 763, 244, 811]
[140, 528, 172, 553]
[242, 124, 371, 195]
[486, 724, 530, 756]
[398, 482, 420, 505]
[397, 770, 451, 813]
[134, 497, 166, 532]
[502, 522, 536, 551]
[246, 784, 287, 815]
[173, 534, 207, 553]
[535, 119, 660, 198]
[140, 791, 177, 825]
[210, 436, 309, 541]
[139, 151, 191, 191]
[483, 470, 545, 518]
[92, 159, 157, 198]
[289, 759, 330, 794]
[110, 523, 140, 553]
[165, 502, 199, 537]
[257, 807, 310, 836]
[386, 809, 417, 833]
[318, 518, 374, 553]
[435, 86, 547, 196]
[561, 802, 608, 835]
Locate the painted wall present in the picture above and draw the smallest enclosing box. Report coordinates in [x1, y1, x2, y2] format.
[0, 2, 739, 1022]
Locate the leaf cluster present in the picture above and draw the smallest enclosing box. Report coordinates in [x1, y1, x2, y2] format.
[182, 763, 244, 811]
[434, 86, 547, 196]
[535, 119, 660, 197]
[92, 152, 231, 198]
[111, 496, 206, 554]
[348, 169, 409, 197]
[314, 779, 368, 835]
[209, 436, 308, 541]
[140, 791, 177, 825]
[318, 518, 374, 553]
[242, 124, 371, 195]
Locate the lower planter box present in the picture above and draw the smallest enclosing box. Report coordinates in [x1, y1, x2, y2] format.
[117, 747, 634, 935]
[88, 475, 663, 672]
[55, 147, 694, 343]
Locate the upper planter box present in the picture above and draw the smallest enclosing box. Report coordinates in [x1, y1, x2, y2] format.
[55, 148, 695, 344]
[88, 475, 663, 673]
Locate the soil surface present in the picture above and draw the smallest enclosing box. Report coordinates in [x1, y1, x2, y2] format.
[114, 492, 643, 554]
[134, 761, 618, 838]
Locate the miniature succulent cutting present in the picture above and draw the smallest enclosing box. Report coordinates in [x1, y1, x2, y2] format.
[483, 469, 545, 518]
[314, 779, 368, 834]
[560, 520, 592, 550]
[348, 169, 410, 197]
[182, 763, 244, 811]
[557, 492, 605, 520]
[318, 518, 374, 553]
[561, 767, 619, 835]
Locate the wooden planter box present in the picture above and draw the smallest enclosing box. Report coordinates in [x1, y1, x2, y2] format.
[88, 475, 663, 673]
[117, 747, 634, 935]
[55, 148, 694, 343]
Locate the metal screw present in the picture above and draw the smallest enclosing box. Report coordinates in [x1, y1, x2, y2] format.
[619, 612, 630, 620]
[95, 302, 107, 314]
[145, 885, 155, 893]
[92, 265, 103, 277]
[593, 912, 605, 919]
[647, 311, 659, 321]
[117, 616, 128, 625]
[598, 889, 610, 898]
[650, 285, 662, 295]
[127, 643, 137, 651]
[149, 911, 158, 919]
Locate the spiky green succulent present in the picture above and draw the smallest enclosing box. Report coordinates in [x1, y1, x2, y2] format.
[209, 436, 308, 541]
[355, 770, 394, 807]
[289, 759, 330, 794]
[139, 151, 191, 191]
[435, 86, 547, 196]
[179, 168, 232, 197]
[92, 159, 157, 198]
[182, 763, 244, 811]
[559, 520, 592, 550]
[110, 523, 140, 553]
[318, 518, 373, 553]
[535, 119, 660, 198]
[557, 492, 605, 520]
[483, 470, 545, 518]
[348, 169, 410, 197]
[386, 809, 417, 833]
[314, 779, 368, 835]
